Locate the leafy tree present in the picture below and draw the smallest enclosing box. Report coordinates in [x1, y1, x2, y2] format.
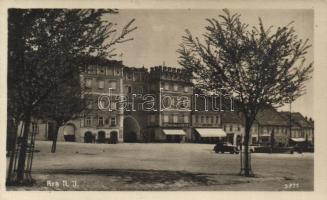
[177, 9, 312, 176]
[7, 9, 136, 183]
[34, 66, 88, 153]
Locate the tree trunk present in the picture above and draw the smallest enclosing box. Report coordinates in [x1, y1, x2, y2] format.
[241, 116, 254, 177]
[6, 121, 19, 183]
[16, 112, 31, 183]
[51, 123, 60, 153]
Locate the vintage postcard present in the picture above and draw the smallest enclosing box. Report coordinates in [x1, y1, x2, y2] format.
[1, 0, 327, 199]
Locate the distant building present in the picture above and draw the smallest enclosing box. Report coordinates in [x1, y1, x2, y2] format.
[144, 66, 193, 143]
[253, 108, 290, 146]
[221, 111, 244, 146]
[191, 94, 224, 143]
[279, 112, 314, 145]
[15, 58, 313, 146]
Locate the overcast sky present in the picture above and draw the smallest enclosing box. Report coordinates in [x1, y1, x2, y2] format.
[107, 9, 314, 118]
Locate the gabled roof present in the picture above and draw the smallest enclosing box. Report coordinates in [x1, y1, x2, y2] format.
[255, 108, 289, 126]
[279, 112, 313, 128]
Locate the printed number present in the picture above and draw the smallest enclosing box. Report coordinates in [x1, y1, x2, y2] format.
[284, 183, 299, 189]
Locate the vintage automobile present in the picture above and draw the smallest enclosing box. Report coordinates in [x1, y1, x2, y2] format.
[253, 145, 304, 154]
[213, 142, 240, 154]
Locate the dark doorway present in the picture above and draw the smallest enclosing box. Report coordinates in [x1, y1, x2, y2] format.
[84, 131, 93, 143]
[109, 131, 118, 144]
[124, 131, 137, 143]
[166, 135, 182, 143]
[97, 131, 106, 143]
[123, 116, 140, 143]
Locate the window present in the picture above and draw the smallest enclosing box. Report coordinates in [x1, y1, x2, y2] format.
[139, 87, 143, 94]
[87, 65, 96, 74]
[184, 115, 189, 123]
[178, 115, 184, 123]
[106, 67, 114, 76]
[110, 102, 117, 110]
[164, 82, 169, 90]
[211, 116, 214, 124]
[98, 66, 105, 75]
[184, 86, 189, 93]
[229, 125, 233, 131]
[98, 116, 104, 126]
[85, 116, 92, 127]
[110, 117, 116, 126]
[116, 69, 120, 75]
[109, 81, 117, 90]
[216, 116, 219, 124]
[171, 97, 176, 106]
[237, 126, 240, 131]
[85, 78, 92, 88]
[206, 116, 210, 123]
[98, 80, 104, 89]
[127, 86, 132, 94]
[173, 84, 178, 91]
[163, 115, 169, 123]
[180, 98, 189, 109]
[200, 116, 204, 123]
[173, 115, 178, 123]
[196, 115, 199, 123]
[224, 126, 226, 131]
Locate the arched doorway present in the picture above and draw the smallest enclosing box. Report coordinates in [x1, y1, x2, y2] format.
[123, 115, 140, 142]
[63, 124, 76, 142]
[97, 131, 106, 143]
[84, 131, 93, 143]
[110, 131, 118, 144]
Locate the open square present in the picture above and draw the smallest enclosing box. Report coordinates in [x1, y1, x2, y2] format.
[7, 141, 313, 191]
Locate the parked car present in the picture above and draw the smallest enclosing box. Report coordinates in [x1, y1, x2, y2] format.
[253, 145, 304, 154]
[214, 142, 239, 154]
[290, 143, 314, 153]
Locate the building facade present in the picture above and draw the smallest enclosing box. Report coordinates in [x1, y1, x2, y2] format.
[27, 59, 313, 146]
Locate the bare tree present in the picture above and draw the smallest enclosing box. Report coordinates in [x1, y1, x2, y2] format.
[177, 9, 313, 176]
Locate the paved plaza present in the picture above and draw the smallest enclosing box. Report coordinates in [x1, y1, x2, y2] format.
[7, 141, 314, 191]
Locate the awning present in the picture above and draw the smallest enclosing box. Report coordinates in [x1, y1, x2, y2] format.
[163, 129, 186, 136]
[195, 128, 226, 138]
[291, 138, 306, 142]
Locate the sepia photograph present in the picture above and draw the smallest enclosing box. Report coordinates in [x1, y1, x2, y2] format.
[2, 0, 325, 196]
